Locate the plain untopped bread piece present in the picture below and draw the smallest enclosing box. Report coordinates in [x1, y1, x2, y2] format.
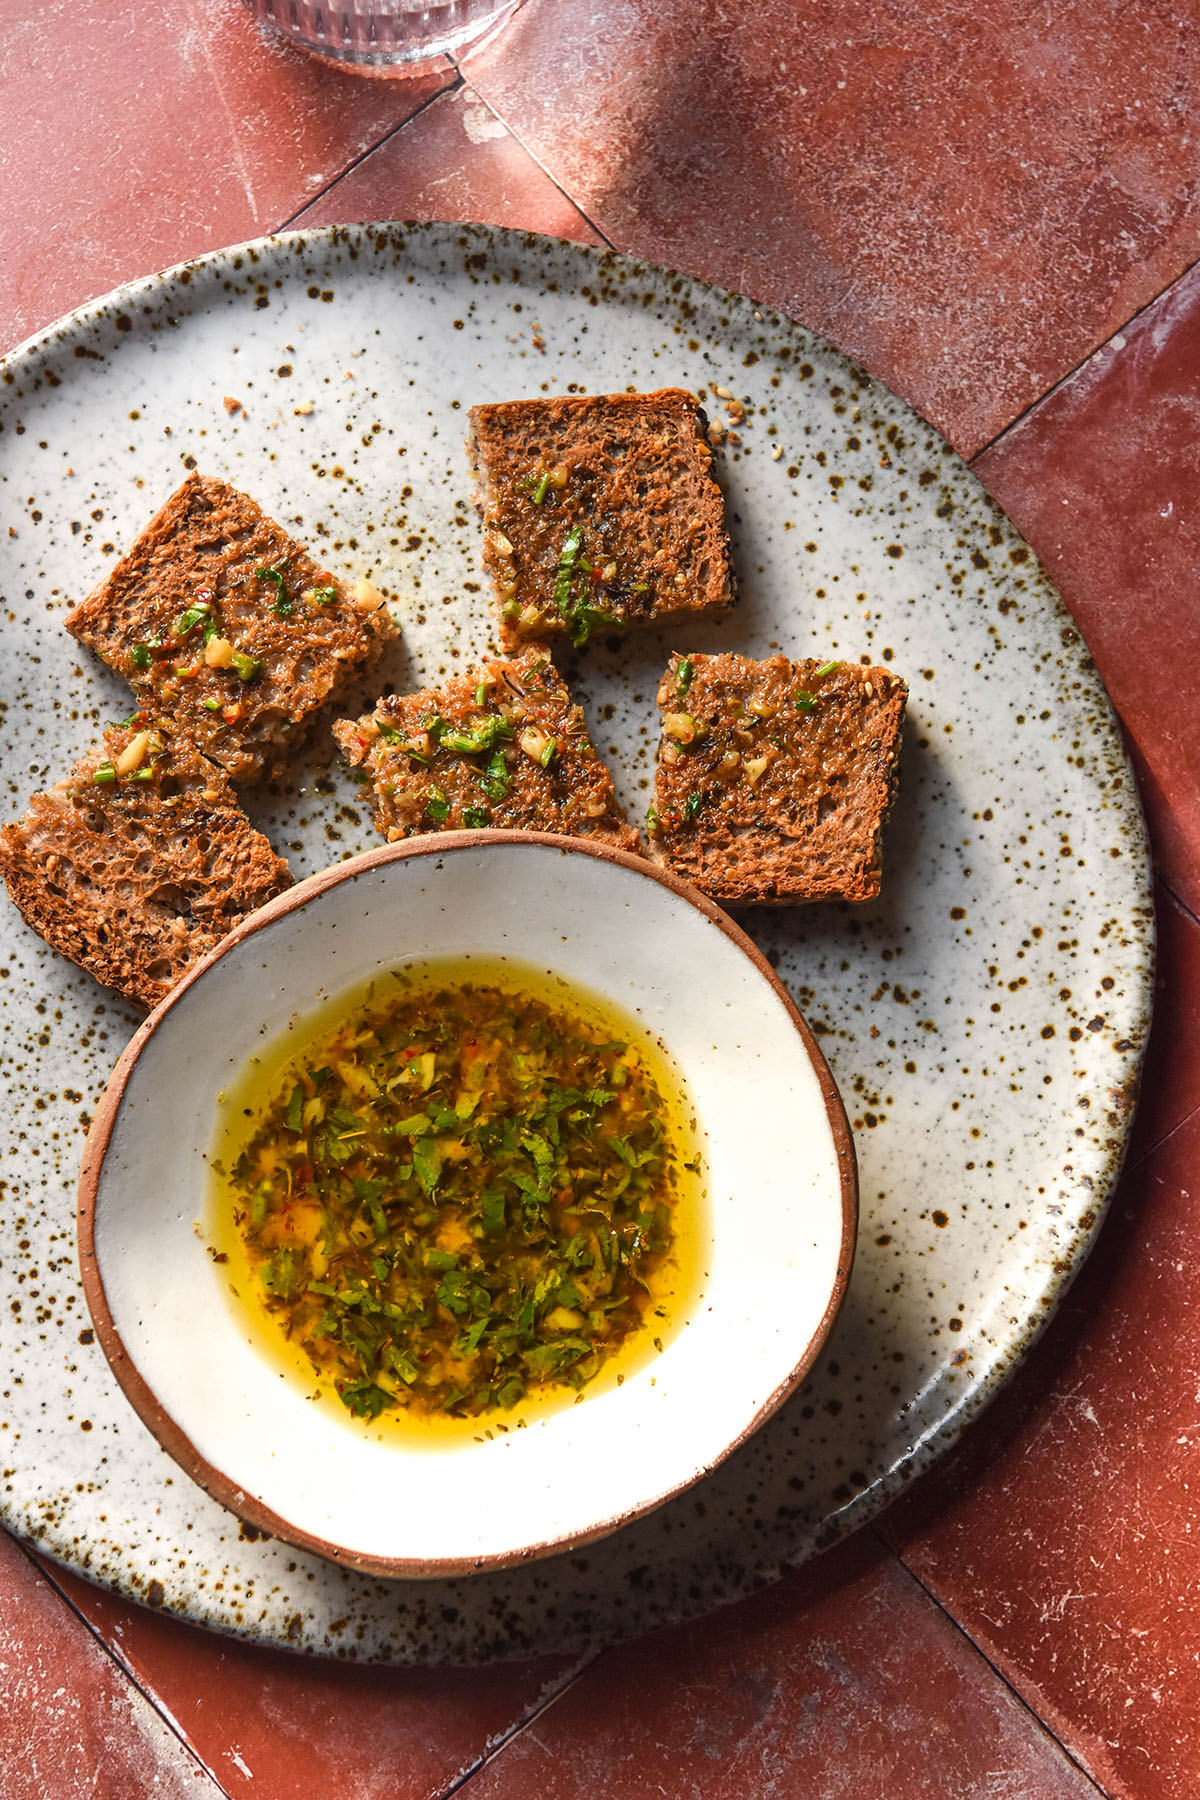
[334, 649, 640, 855]
[467, 389, 735, 649]
[648, 652, 907, 905]
[0, 722, 292, 1008]
[65, 472, 396, 785]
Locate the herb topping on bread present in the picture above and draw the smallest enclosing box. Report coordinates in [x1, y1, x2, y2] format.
[467, 389, 734, 649]
[334, 651, 639, 854]
[65, 472, 396, 785]
[647, 651, 906, 904]
[0, 720, 292, 1007]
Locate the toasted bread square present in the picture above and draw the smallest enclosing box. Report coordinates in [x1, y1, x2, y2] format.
[65, 473, 396, 784]
[0, 721, 292, 1007]
[467, 389, 734, 650]
[334, 650, 639, 854]
[647, 652, 907, 904]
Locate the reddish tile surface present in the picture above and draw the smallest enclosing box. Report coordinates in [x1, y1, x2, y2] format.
[973, 260, 1200, 917]
[454, 1534, 1096, 1800]
[1127, 883, 1200, 1162]
[295, 84, 605, 243]
[464, 0, 1200, 457]
[40, 1558, 580, 1800]
[0, 0, 451, 355]
[880, 1106, 1200, 1800]
[0, 1529, 216, 1799]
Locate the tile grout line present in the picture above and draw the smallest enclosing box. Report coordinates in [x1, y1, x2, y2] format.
[438, 1649, 607, 1799]
[1123, 1088, 1200, 1177]
[449, 75, 617, 250]
[869, 1525, 1118, 1800]
[275, 71, 465, 232]
[1158, 869, 1200, 935]
[966, 251, 1200, 468]
[9, 1533, 238, 1800]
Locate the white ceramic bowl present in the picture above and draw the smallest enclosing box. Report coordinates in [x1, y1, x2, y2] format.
[78, 833, 857, 1577]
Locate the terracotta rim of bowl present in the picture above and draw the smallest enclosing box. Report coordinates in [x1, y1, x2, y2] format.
[77, 830, 859, 1580]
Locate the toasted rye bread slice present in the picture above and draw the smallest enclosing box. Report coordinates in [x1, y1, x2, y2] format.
[334, 650, 640, 855]
[0, 720, 292, 1008]
[65, 472, 397, 785]
[467, 389, 734, 650]
[647, 652, 907, 904]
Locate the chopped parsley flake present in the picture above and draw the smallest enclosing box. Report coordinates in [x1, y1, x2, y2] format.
[221, 976, 690, 1423]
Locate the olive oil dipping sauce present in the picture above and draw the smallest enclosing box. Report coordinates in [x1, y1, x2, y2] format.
[207, 957, 708, 1447]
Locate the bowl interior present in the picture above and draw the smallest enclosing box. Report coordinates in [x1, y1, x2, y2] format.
[80, 836, 856, 1575]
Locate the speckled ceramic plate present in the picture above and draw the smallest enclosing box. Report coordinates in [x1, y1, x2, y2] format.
[0, 223, 1152, 1664]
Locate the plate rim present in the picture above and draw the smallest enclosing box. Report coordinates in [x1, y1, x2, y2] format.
[0, 216, 1156, 1659]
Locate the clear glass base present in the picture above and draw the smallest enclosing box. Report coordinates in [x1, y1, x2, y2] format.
[243, 0, 522, 73]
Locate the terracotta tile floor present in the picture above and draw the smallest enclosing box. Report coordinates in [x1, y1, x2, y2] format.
[0, 0, 451, 352]
[4, 0, 1200, 1794]
[462, 0, 1200, 458]
[0, 1531, 216, 1798]
[294, 85, 605, 245]
[455, 1534, 1104, 1800]
[880, 1102, 1200, 1800]
[35, 1557, 581, 1800]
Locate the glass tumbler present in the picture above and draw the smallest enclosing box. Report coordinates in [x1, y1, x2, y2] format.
[243, 0, 524, 73]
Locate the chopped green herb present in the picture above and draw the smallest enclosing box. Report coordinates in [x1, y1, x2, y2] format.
[129, 643, 153, 671]
[794, 691, 816, 713]
[676, 657, 694, 693]
[434, 715, 513, 756]
[425, 784, 451, 825]
[480, 751, 512, 802]
[411, 1136, 444, 1199]
[462, 805, 491, 829]
[554, 527, 583, 612]
[682, 792, 705, 824]
[551, 527, 617, 648]
[220, 972, 692, 1426]
[256, 562, 293, 617]
[173, 603, 211, 638]
[308, 585, 338, 605]
[530, 471, 552, 505]
[814, 660, 842, 679]
[93, 761, 116, 784]
[232, 651, 262, 682]
[201, 695, 223, 712]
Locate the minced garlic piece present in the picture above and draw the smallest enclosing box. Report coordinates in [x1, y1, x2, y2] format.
[204, 635, 235, 669]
